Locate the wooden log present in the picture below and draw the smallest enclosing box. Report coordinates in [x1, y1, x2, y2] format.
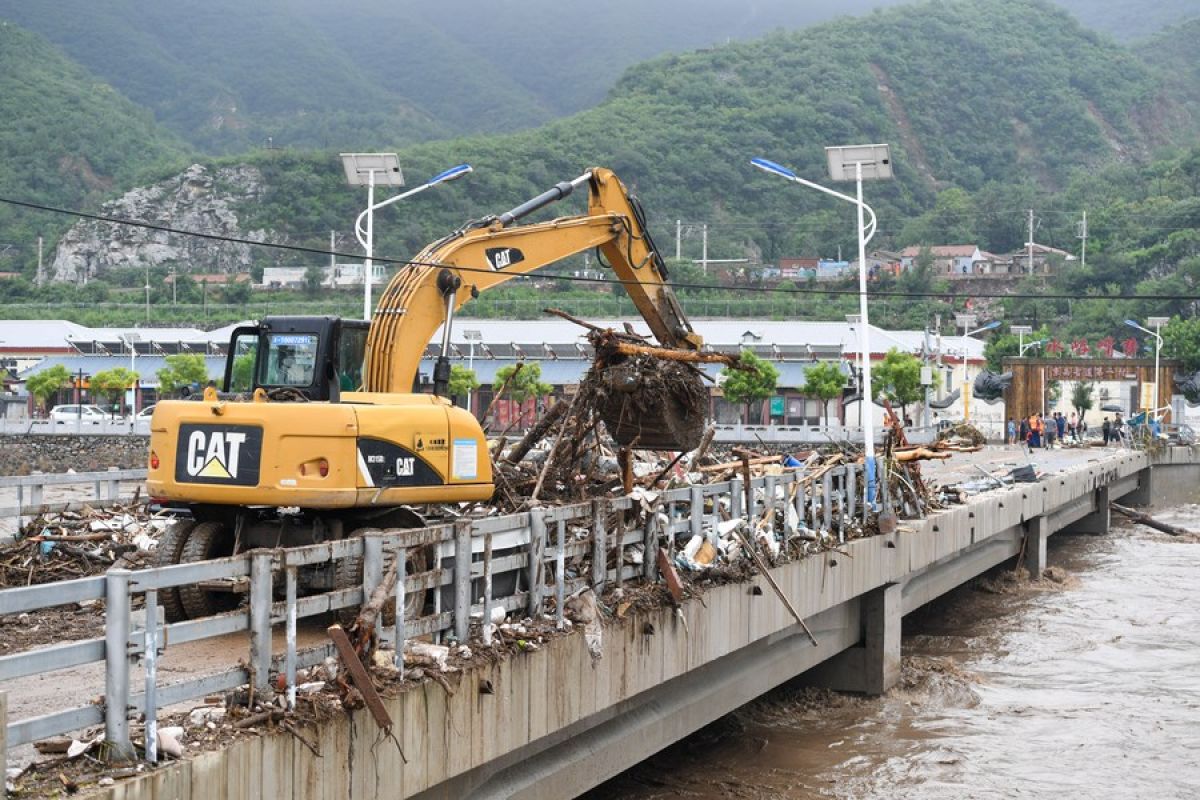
[894, 448, 953, 463]
[605, 340, 739, 367]
[697, 455, 779, 474]
[503, 400, 569, 465]
[1111, 503, 1194, 536]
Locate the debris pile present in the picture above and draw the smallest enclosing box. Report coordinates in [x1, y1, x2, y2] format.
[1, 502, 168, 587]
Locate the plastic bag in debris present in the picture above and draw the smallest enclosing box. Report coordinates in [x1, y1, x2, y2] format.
[404, 641, 450, 671]
[132, 532, 157, 552]
[628, 486, 659, 513]
[675, 534, 717, 571]
[565, 588, 603, 662]
[755, 526, 781, 560]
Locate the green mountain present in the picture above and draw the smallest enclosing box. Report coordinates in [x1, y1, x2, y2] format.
[226, 0, 1198, 266]
[0, 21, 184, 272]
[1055, 0, 1198, 41]
[0, 0, 922, 153]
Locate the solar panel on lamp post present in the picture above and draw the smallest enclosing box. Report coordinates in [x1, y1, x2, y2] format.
[752, 145, 891, 515]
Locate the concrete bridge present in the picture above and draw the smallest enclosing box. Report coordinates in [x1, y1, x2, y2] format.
[5, 445, 1198, 799]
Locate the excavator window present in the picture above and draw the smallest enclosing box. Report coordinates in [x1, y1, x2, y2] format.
[335, 325, 368, 391]
[262, 334, 319, 387]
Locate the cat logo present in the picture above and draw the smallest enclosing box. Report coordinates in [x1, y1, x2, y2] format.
[485, 247, 525, 271]
[176, 424, 262, 486]
[396, 457, 415, 477]
[186, 430, 246, 479]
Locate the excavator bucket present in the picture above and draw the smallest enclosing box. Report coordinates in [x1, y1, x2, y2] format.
[591, 353, 708, 452]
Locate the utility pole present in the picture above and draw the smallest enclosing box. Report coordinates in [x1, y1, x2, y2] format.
[701, 223, 708, 276]
[36, 236, 43, 286]
[675, 219, 681, 261]
[1077, 210, 1087, 269]
[1027, 208, 1034, 275]
[934, 313, 943, 400]
[329, 230, 336, 272]
[171, 266, 177, 306]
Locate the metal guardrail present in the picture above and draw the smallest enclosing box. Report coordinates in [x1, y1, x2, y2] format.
[0, 468, 149, 527]
[0, 419, 150, 436]
[0, 464, 865, 768]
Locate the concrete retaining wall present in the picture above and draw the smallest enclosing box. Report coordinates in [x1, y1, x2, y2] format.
[86, 447, 1200, 800]
[0, 435, 148, 475]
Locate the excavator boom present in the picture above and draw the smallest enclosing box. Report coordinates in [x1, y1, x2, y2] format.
[365, 168, 702, 394]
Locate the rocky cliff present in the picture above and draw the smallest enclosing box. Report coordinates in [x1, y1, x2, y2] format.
[49, 164, 270, 284]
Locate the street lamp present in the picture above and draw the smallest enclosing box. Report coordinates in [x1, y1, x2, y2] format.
[1011, 325, 1032, 357]
[956, 316, 999, 420]
[463, 329, 482, 415]
[122, 332, 141, 419]
[1125, 317, 1169, 418]
[752, 145, 892, 513]
[341, 155, 473, 321]
[1020, 339, 1045, 357]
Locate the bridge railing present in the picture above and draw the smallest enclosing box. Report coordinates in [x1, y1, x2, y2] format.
[0, 464, 864, 767]
[0, 468, 149, 530]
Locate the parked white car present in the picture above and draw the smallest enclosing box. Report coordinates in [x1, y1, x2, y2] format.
[135, 404, 156, 420]
[48, 404, 108, 424]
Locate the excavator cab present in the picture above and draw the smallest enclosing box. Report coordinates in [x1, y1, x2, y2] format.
[222, 316, 369, 401]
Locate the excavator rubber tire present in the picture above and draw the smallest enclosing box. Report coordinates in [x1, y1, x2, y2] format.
[151, 519, 196, 622]
[334, 529, 430, 626]
[178, 521, 242, 619]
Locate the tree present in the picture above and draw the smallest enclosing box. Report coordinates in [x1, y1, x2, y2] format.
[800, 360, 845, 424]
[156, 353, 210, 396]
[1071, 381, 1095, 419]
[222, 280, 251, 305]
[90, 367, 139, 417]
[26, 364, 71, 413]
[230, 353, 256, 392]
[721, 350, 779, 424]
[493, 362, 552, 403]
[872, 348, 924, 419]
[448, 365, 480, 401]
[1162, 316, 1200, 373]
[303, 264, 324, 296]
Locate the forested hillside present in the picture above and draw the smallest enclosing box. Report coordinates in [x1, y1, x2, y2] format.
[227, 0, 1198, 266]
[0, 22, 184, 275]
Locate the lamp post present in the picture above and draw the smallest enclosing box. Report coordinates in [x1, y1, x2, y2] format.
[752, 144, 892, 513]
[341, 155, 472, 321]
[1011, 325, 1032, 358]
[955, 316, 999, 421]
[122, 332, 141, 417]
[1125, 317, 1168, 418]
[463, 329, 482, 415]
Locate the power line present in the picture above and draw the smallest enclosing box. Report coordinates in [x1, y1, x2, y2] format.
[2, 194, 1198, 304]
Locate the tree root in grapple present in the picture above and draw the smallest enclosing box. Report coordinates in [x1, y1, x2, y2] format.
[590, 355, 707, 452]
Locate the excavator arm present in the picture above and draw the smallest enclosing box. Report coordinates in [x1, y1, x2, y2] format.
[365, 168, 702, 394]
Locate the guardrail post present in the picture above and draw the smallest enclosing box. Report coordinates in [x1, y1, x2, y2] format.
[285, 565, 297, 712]
[144, 589, 158, 764]
[823, 471, 833, 533]
[591, 499, 607, 592]
[731, 476, 744, 519]
[528, 512, 546, 616]
[482, 534, 493, 646]
[363, 533, 383, 605]
[765, 475, 777, 525]
[104, 568, 134, 761]
[846, 464, 857, 521]
[555, 519, 566, 630]
[690, 485, 704, 544]
[454, 520, 471, 643]
[393, 546, 407, 675]
[29, 483, 42, 513]
[106, 468, 120, 502]
[249, 550, 273, 694]
[1, 690, 8, 798]
[643, 504, 657, 581]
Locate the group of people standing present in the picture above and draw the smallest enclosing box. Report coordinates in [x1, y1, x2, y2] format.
[1007, 411, 1087, 447]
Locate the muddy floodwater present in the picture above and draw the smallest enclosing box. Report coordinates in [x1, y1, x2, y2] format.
[587, 505, 1200, 800]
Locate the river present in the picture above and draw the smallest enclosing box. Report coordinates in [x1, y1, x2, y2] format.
[585, 506, 1200, 800]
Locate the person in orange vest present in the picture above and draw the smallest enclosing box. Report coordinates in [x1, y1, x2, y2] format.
[1028, 413, 1042, 447]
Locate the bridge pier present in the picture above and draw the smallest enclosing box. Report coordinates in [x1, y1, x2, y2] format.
[1063, 485, 1111, 535]
[802, 583, 900, 695]
[1124, 467, 1155, 507]
[1023, 516, 1048, 579]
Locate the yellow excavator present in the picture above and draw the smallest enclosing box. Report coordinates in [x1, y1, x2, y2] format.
[146, 167, 707, 620]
